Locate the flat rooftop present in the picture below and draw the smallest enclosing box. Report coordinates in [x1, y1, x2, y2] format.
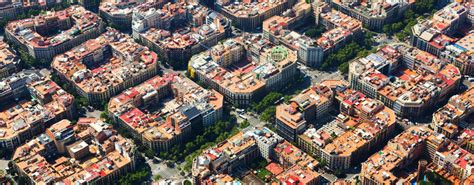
[12, 118, 135, 184]
[0, 76, 74, 141]
[351, 45, 461, 106]
[6, 6, 102, 48]
[320, 8, 362, 32]
[100, 0, 142, 16]
[190, 34, 297, 94]
[332, 0, 415, 18]
[109, 73, 224, 142]
[217, 0, 288, 18]
[51, 28, 158, 94]
[361, 126, 434, 184]
[0, 41, 18, 71]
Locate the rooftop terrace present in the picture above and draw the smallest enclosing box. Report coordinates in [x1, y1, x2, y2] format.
[6, 6, 102, 48]
[12, 118, 135, 184]
[51, 28, 158, 94]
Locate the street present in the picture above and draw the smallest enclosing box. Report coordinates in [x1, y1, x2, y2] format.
[145, 157, 188, 181]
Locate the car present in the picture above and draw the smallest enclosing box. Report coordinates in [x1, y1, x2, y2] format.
[238, 114, 247, 120]
[236, 109, 244, 113]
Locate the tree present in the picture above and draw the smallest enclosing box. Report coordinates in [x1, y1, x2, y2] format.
[184, 180, 192, 185]
[391, 22, 404, 33]
[252, 92, 283, 113]
[118, 169, 149, 185]
[383, 25, 392, 34]
[414, 0, 436, 14]
[260, 106, 276, 123]
[404, 9, 415, 19]
[75, 97, 89, 107]
[100, 112, 108, 119]
[109, 23, 122, 30]
[19, 50, 35, 68]
[338, 62, 349, 74]
[334, 169, 346, 178]
[304, 25, 325, 38]
[319, 158, 328, 168]
[0, 20, 7, 32]
[144, 149, 155, 159]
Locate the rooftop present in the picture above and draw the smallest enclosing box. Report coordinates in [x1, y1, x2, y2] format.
[12, 118, 135, 184]
[99, 0, 143, 17]
[51, 28, 158, 94]
[216, 0, 288, 18]
[192, 131, 257, 178]
[190, 34, 297, 94]
[332, 0, 415, 18]
[433, 87, 474, 128]
[274, 140, 319, 168]
[6, 6, 102, 48]
[276, 164, 320, 184]
[276, 85, 332, 129]
[263, 15, 319, 50]
[351, 45, 461, 106]
[274, 141, 320, 184]
[0, 41, 19, 73]
[412, 2, 467, 42]
[319, 8, 362, 32]
[0, 72, 74, 141]
[109, 73, 223, 142]
[361, 126, 434, 184]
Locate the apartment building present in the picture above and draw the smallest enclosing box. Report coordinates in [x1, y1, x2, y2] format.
[349, 45, 462, 118]
[133, 2, 231, 66]
[362, 124, 474, 184]
[0, 41, 19, 79]
[0, 70, 75, 150]
[108, 74, 224, 153]
[317, 2, 362, 34]
[360, 126, 434, 185]
[192, 127, 321, 185]
[314, 87, 397, 171]
[215, 0, 295, 31]
[5, 6, 105, 61]
[457, 129, 474, 154]
[262, 3, 325, 67]
[131, 2, 186, 37]
[12, 118, 137, 184]
[192, 131, 259, 184]
[243, 126, 283, 160]
[275, 85, 333, 142]
[441, 33, 474, 75]
[316, 3, 363, 56]
[99, 0, 151, 30]
[0, 1, 23, 20]
[273, 141, 321, 185]
[431, 141, 474, 183]
[263, 2, 362, 67]
[276, 164, 321, 185]
[468, 2, 474, 25]
[432, 87, 474, 138]
[411, 2, 468, 57]
[199, 174, 240, 184]
[51, 28, 159, 103]
[329, 0, 414, 30]
[189, 34, 298, 107]
[297, 118, 343, 158]
[0, 0, 69, 20]
[273, 141, 319, 169]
